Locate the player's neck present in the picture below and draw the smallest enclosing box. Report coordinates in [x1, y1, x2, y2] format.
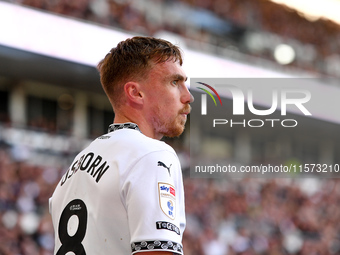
[113, 113, 163, 140]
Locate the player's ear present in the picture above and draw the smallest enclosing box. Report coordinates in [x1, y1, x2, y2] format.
[124, 82, 144, 105]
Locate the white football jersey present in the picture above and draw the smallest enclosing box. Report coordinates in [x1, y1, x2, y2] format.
[49, 123, 186, 254]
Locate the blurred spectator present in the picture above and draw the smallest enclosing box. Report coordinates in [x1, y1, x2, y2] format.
[0, 146, 61, 254]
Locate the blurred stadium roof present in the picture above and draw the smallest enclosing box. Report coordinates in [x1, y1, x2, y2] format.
[270, 0, 340, 24]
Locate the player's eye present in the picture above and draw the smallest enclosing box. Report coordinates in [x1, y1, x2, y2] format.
[171, 80, 178, 86]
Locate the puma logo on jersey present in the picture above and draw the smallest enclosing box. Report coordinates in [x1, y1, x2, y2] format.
[157, 161, 172, 176]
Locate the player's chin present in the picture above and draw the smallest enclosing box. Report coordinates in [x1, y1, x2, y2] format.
[163, 123, 185, 138]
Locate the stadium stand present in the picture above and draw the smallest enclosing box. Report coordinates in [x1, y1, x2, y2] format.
[7, 0, 340, 77]
[1, 0, 340, 254]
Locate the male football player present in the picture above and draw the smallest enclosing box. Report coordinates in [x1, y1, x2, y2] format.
[50, 36, 193, 254]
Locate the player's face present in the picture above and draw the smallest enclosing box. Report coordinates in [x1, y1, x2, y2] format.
[143, 60, 193, 138]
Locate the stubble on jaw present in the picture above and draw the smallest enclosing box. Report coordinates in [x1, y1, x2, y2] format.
[151, 104, 190, 138]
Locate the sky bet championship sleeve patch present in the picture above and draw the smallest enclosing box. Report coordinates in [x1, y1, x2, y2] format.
[158, 183, 176, 220]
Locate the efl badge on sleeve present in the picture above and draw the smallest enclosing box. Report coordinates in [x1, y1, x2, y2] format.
[158, 183, 176, 220]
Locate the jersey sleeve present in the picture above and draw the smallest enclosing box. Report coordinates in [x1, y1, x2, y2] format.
[121, 149, 186, 255]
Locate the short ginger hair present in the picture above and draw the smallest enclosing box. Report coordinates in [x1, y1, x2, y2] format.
[97, 36, 183, 110]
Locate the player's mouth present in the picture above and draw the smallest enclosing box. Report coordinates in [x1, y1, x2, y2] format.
[180, 105, 191, 116]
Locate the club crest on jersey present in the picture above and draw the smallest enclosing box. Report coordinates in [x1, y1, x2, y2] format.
[158, 183, 176, 220]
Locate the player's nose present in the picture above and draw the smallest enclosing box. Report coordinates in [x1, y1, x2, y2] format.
[189, 92, 194, 103]
[181, 85, 194, 104]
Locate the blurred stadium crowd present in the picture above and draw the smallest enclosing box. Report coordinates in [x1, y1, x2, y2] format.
[1, 0, 340, 254]
[2, 141, 340, 255]
[5, 0, 340, 76]
[183, 177, 340, 255]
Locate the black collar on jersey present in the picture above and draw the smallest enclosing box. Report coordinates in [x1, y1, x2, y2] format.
[108, 123, 141, 133]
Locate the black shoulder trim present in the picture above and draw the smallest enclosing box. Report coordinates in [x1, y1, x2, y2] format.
[108, 123, 141, 133]
[131, 240, 183, 254]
